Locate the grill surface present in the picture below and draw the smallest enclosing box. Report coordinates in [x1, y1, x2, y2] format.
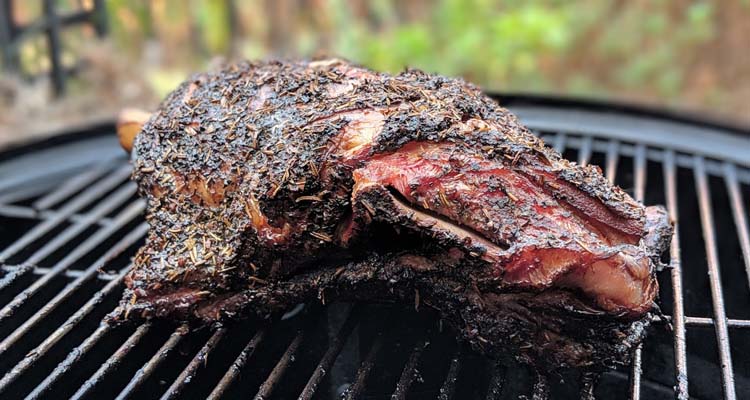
[0, 97, 748, 399]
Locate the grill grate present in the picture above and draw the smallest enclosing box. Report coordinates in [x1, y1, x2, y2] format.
[0, 99, 748, 399]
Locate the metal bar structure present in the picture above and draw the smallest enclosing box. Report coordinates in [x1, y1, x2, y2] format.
[0, 0, 107, 96]
[298, 306, 359, 400]
[206, 329, 267, 400]
[579, 372, 597, 400]
[0, 0, 19, 71]
[0, 222, 147, 356]
[438, 349, 462, 400]
[663, 150, 690, 400]
[344, 333, 386, 400]
[694, 157, 737, 399]
[115, 325, 189, 400]
[628, 143, 647, 400]
[253, 329, 306, 400]
[723, 164, 750, 292]
[42, 0, 64, 95]
[577, 135, 593, 166]
[0, 163, 132, 262]
[485, 363, 507, 400]
[159, 328, 227, 400]
[25, 322, 114, 399]
[0, 108, 748, 399]
[391, 339, 426, 400]
[604, 140, 620, 183]
[0, 268, 126, 393]
[0, 195, 140, 323]
[69, 322, 153, 400]
[531, 372, 549, 400]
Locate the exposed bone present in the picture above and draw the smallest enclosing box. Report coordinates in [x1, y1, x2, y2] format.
[117, 108, 152, 153]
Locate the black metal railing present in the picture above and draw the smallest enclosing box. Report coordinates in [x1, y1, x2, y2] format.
[0, 0, 107, 96]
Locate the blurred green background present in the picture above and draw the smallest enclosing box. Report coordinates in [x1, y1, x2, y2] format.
[1, 0, 748, 146]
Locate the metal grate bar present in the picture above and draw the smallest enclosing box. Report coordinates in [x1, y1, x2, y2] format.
[253, 329, 306, 400]
[344, 332, 385, 400]
[159, 328, 227, 400]
[2, 0, 107, 95]
[579, 373, 597, 400]
[668, 152, 746, 182]
[43, 0, 65, 95]
[26, 322, 114, 399]
[36, 199, 141, 272]
[694, 157, 736, 400]
[723, 163, 750, 290]
[577, 135, 592, 166]
[629, 348, 643, 400]
[485, 363, 506, 400]
[547, 135, 750, 183]
[70, 322, 153, 400]
[0, 164, 131, 262]
[0, 263, 34, 291]
[299, 306, 359, 400]
[663, 150, 689, 400]
[0, 165, 102, 207]
[1, 264, 119, 280]
[115, 325, 189, 400]
[0, 204, 115, 226]
[552, 132, 567, 153]
[633, 144, 647, 203]
[531, 372, 549, 400]
[604, 140, 620, 183]
[437, 349, 462, 400]
[629, 142, 647, 400]
[9, 9, 102, 42]
[0, 120, 745, 399]
[207, 329, 267, 400]
[0, 222, 147, 356]
[612, 370, 685, 397]
[0, 266, 128, 393]
[23, 183, 136, 265]
[682, 316, 750, 328]
[391, 339, 426, 400]
[32, 162, 111, 210]
[0, 199, 143, 325]
[0, 184, 52, 205]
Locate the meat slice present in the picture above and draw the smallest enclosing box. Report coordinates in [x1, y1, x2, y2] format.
[112, 59, 672, 371]
[350, 140, 660, 317]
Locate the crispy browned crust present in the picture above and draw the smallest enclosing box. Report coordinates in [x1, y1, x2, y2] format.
[114, 251, 659, 371]
[113, 59, 672, 371]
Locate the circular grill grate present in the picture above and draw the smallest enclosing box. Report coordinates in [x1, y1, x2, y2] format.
[0, 98, 748, 399]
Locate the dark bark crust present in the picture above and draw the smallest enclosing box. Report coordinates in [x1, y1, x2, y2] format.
[112, 59, 672, 372]
[114, 252, 653, 371]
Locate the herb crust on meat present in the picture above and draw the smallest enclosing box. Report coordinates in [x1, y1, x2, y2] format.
[112, 59, 672, 372]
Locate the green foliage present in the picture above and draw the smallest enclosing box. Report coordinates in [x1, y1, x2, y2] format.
[595, 1, 716, 99]
[98, 0, 733, 110]
[318, 0, 580, 92]
[195, 0, 232, 54]
[148, 67, 190, 99]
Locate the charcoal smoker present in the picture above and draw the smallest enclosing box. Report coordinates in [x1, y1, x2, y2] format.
[1, 2, 749, 399]
[0, 95, 748, 400]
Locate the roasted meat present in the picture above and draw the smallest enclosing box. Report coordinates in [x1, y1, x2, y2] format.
[113, 59, 672, 371]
